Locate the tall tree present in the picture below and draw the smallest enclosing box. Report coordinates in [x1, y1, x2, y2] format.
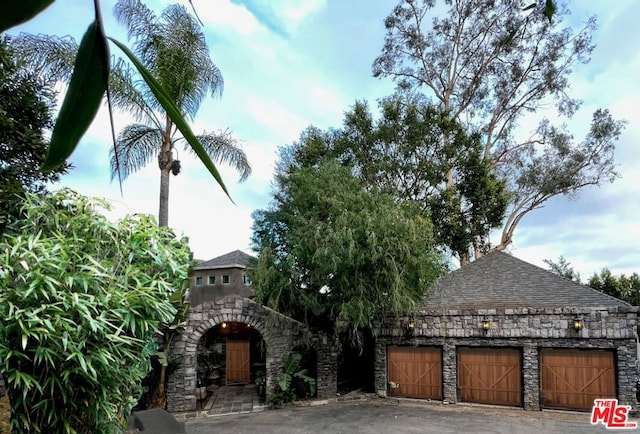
[11, 0, 252, 227]
[337, 97, 509, 263]
[373, 0, 625, 259]
[588, 269, 640, 306]
[543, 255, 581, 283]
[109, 0, 250, 226]
[279, 97, 508, 263]
[0, 35, 67, 232]
[252, 159, 445, 338]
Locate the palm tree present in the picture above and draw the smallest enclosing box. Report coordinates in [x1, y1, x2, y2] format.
[109, 0, 250, 226]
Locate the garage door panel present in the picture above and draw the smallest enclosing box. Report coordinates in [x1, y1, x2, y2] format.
[387, 346, 442, 400]
[541, 349, 615, 410]
[457, 347, 522, 406]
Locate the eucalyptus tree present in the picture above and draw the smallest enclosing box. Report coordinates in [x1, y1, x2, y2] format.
[373, 0, 625, 259]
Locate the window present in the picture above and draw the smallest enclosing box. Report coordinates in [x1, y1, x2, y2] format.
[243, 274, 251, 285]
[195, 276, 203, 286]
[222, 275, 230, 284]
[208, 275, 216, 285]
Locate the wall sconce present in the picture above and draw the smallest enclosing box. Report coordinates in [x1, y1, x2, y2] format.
[482, 317, 490, 332]
[221, 322, 227, 329]
[403, 316, 416, 337]
[573, 317, 583, 331]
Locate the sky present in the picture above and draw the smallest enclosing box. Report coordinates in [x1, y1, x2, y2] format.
[9, 0, 640, 280]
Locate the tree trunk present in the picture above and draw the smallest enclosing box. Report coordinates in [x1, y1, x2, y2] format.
[157, 364, 167, 408]
[158, 117, 174, 227]
[158, 167, 170, 227]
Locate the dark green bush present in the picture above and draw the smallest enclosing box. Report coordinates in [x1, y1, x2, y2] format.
[0, 189, 192, 433]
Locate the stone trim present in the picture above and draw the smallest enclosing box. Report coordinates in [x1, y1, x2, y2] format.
[385, 306, 637, 340]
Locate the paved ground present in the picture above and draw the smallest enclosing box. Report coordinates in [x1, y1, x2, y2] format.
[185, 399, 638, 433]
[196, 384, 264, 416]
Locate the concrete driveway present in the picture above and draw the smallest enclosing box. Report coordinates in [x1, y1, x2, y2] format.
[185, 399, 636, 433]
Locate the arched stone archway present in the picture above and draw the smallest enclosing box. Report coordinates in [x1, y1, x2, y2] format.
[167, 295, 317, 412]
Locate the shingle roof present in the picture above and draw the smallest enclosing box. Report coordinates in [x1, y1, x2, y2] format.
[194, 250, 254, 270]
[421, 251, 629, 309]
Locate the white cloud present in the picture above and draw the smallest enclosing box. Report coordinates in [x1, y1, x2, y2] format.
[10, 0, 640, 277]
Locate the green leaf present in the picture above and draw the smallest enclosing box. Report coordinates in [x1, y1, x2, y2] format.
[278, 373, 291, 392]
[108, 37, 234, 203]
[283, 352, 302, 375]
[42, 19, 110, 172]
[0, 0, 54, 33]
[544, 0, 556, 22]
[156, 351, 168, 367]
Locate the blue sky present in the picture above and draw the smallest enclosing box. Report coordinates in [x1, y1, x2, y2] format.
[10, 0, 640, 279]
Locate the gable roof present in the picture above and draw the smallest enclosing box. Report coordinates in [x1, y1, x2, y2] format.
[421, 251, 629, 309]
[194, 250, 254, 270]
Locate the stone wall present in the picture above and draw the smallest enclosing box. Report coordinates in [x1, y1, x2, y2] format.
[310, 330, 340, 400]
[375, 306, 639, 411]
[167, 295, 337, 412]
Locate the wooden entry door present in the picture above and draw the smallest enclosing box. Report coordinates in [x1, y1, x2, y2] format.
[457, 347, 522, 406]
[226, 339, 250, 384]
[541, 349, 615, 410]
[387, 346, 442, 399]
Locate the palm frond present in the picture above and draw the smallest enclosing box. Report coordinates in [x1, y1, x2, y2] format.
[157, 4, 223, 117]
[10, 33, 77, 82]
[110, 123, 162, 181]
[188, 130, 251, 181]
[113, 0, 157, 50]
[109, 58, 161, 127]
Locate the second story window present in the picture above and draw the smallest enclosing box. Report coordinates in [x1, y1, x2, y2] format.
[222, 275, 230, 284]
[195, 276, 203, 286]
[208, 275, 215, 285]
[243, 274, 251, 285]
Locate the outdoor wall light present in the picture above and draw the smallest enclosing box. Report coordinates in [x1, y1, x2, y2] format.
[221, 322, 227, 329]
[402, 316, 416, 337]
[482, 318, 490, 332]
[573, 317, 583, 331]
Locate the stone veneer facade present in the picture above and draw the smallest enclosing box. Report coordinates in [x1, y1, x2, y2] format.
[374, 306, 639, 411]
[167, 295, 337, 412]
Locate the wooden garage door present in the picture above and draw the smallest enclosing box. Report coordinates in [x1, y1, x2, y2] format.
[541, 349, 616, 410]
[387, 346, 442, 399]
[226, 339, 250, 384]
[457, 347, 522, 406]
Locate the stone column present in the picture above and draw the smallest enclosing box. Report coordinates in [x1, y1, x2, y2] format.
[442, 342, 457, 403]
[522, 343, 540, 411]
[616, 342, 639, 412]
[374, 337, 388, 397]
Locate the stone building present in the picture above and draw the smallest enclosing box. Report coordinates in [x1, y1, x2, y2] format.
[375, 252, 639, 412]
[167, 251, 338, 412]
[188, 250, 254, 306]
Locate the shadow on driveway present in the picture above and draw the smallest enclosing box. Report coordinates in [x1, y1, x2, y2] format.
[185, 399, 633, 433]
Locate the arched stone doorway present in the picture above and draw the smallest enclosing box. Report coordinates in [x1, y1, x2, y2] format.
[196, 321, 266, 391]
[167, 295, 321, 412]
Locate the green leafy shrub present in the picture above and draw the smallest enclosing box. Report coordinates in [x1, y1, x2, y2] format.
[268, 353, 316, 409]
[0, 189, 192, 433]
